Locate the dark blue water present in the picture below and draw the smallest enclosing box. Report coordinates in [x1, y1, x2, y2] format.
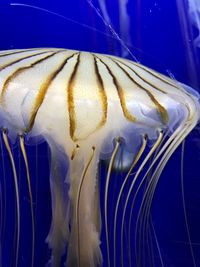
[0, 1, 200, 266]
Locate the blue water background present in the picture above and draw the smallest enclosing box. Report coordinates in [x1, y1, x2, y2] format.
[0, 0, 200, 266]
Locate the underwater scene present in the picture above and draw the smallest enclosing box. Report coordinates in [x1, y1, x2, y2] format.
[0, 0, 200, 267]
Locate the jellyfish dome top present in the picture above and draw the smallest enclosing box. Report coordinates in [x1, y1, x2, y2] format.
[0, 48, 199, 267]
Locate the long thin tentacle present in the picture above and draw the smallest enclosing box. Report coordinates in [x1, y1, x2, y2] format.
[0, 166, 2, 267]
[113, 135, 147, 267]
[135, 112, 198, 266]
[131, 124, 185, 266]
[104, 139, 120, 267]
[138, 133, 169, 267]
[136, 127, 186, 266]
[0, 137, 6, 250]
[137, 123, 196, 266]
[2, 130, 20, 267]
[181, 140, 196, 267]
[120, 130, 163, 267]
[151, 217, 164, 267]
[19, 135, 35, 267]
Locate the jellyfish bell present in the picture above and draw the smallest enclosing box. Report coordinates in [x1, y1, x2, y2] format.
[0, 48, 199, 267]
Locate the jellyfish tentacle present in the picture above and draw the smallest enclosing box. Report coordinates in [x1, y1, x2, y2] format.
[151, 217, 164, 267]
[2, 130, 20, 267]
[0, 136, 6, 252]
[141, 215, 159, 267]
[146, 217, 155, 267]
[137, 134, 166, 267]
[113, 134, 147, 267]
[137, 147, 174, 264]
[181, 141, 197, 267]
[120, 135, 148, 267]
[0, 136, 4, 262]
[141, 132, 192, 260]
[19, 135, 35, 267]
[141, 159, 164, 267]
[135, 107, 198, 266]
[0, 177, 1, 227]
[104, 139, 120, 267]
[125, 131, 162, 267]
[0, 160, 3, 266]
[124, 130, 163, 267]
[133, 126, 183, 265]
[135, 125, 186, 266]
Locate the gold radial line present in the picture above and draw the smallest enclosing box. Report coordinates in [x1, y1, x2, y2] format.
[67, 53, 80, 141]
[0, 48, 43, 58]
[96, 56, 136, 122]
[111, 58, 169, 124]
[133, 61, 179, 88]
[28, 52, 78, 131]
[111, 57, 167, 94]
[0, 50, 55, 72]
[0, 50, 62, 102]
[93, 55, 108, 127]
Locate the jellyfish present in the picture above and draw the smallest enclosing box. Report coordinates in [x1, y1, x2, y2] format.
[187, 0, 200, 48]
[0, 48, 199, 267]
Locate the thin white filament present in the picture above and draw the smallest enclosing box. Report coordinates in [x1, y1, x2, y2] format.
[87, 0, 138, 61]
[10, 3, 129, 46]
[150, 217, 164, 267]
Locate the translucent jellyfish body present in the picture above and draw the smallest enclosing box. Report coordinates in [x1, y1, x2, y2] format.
[0, 48, 199, 267]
